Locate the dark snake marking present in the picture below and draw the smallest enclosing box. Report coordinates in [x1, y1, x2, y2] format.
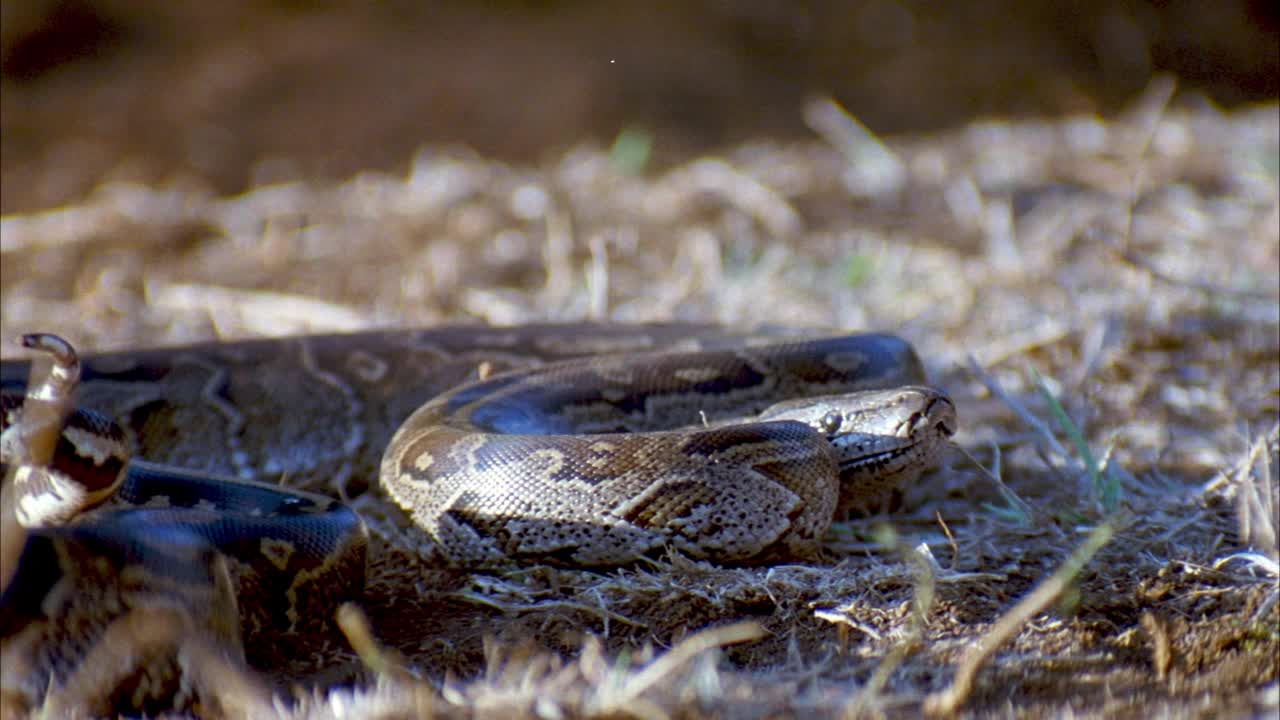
[0, 324, 955, 714]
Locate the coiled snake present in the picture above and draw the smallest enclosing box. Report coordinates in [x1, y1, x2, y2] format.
[0, 324, 955, 713]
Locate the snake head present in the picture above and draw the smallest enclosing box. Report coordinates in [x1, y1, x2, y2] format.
[759, 385, 955, 439]
[758, 386, 956, 509]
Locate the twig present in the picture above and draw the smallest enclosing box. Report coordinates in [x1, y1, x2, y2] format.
[1105, 239, 1278, 302]
[844, 524, 936, 719]
[923, 518, 1117, 715]
[965, 355, 1075, 467]
[609, 621, 764, 706]
[337, 602, 421, 683]
[453, 590, 649, 629]
[1106, 75, 1276, 304]
[954, 441, 1035, 523]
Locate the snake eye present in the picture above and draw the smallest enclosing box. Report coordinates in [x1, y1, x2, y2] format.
[819, 410, 843, 435]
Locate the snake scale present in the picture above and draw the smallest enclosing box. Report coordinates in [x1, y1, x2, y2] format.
[0, 323, 955, 714]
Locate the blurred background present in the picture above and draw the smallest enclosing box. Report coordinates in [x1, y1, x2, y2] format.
[1, 7, 1276, 714]
[3, 0, 1277, 213]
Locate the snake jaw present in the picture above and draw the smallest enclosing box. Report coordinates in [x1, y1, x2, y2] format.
[758, 385, 956, 513]
[760, 385, 955, 442]
[911, 392, 958, 440]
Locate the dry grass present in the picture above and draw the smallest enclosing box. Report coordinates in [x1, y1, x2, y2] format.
[2, 83, 1277, 718]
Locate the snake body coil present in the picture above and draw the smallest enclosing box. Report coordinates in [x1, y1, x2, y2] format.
[0, 324, 955, 713]
[384, 334, 954, 566]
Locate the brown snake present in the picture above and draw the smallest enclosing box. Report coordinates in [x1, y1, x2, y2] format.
[0, 324, 955, 713]
[382, 333, 955, 566]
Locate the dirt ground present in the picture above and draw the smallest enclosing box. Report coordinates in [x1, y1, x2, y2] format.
[3, 1, 1277, 212]
[1, 3, 1278, 719]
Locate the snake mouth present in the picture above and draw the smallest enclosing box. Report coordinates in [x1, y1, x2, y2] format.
[934, 415, 957, 438]
[835, 443, 914, 474]
[912, 394, 957, 439]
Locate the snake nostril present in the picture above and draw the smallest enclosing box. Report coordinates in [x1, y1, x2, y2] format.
[919, 396, 957, 437]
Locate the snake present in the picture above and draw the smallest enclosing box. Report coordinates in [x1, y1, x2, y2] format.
[0, 324, 956, 713]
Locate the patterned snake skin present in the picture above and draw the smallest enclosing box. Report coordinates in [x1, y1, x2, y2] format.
[0, 324, 955, 714]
